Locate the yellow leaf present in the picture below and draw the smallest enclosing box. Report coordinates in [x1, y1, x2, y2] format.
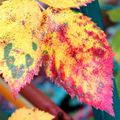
[39, 0, 93, 8]
[0, 0, 42, 96]
[9, 108, 54, 120]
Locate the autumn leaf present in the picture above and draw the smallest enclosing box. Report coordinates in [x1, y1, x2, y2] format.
[0, 0, 114, 117]
[39, 8, 114, 116]
[39, 0, 93, 8]
[9, 108, 54, 120]
[0, 0, 42, 96]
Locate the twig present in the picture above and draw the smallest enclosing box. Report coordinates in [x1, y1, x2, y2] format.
[20, 83, 73, 120]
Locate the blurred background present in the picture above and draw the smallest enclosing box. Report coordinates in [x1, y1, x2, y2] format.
[0, 0, 120, 120]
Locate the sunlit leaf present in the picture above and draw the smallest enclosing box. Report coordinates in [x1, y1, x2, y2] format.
[107, 7, 120, 22]
[9, 108, 54, 120]
[39, 8, 114, 116]
[39, 0, 93, 8]
[0, 0, 42, 96]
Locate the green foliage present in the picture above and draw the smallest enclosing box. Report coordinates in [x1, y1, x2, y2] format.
[115, 72, 120, 97]
[107, 7, 120, 98]
[107, 7, 120, 22]
[110, 29, 120, 63]
[0, 112, 9, 120]
[86, 0, 120, 119]
[113, 60, 120, 97]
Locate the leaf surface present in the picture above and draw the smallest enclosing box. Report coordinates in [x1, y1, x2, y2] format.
[0, 0, 42, 96]
[9, 108, 54, 120]
[39, 0, 93, 8]
[39, 8, 114, 116]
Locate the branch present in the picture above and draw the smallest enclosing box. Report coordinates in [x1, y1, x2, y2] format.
[20, 83, 72, 120]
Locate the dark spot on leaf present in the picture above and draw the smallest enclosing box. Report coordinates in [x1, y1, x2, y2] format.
[4, 43, 12, 58]
[32, 42, 37, 51]
[25, 54, 34, 67]
[43, 50, 48, 54]
[6, 56, 15, 69]
[11, 64, 25, 79]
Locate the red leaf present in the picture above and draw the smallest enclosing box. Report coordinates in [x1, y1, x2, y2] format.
[39, 8, 114, 116]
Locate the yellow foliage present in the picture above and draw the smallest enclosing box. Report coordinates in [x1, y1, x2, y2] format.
[0, 0, 42, 95]
[40, 0, 93, 8]
[9, 108, 54, 120]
